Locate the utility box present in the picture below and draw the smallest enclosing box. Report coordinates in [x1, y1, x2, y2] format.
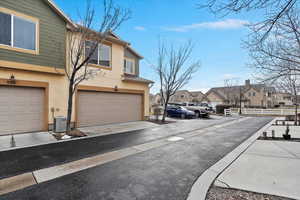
[53, 116, 67, 133]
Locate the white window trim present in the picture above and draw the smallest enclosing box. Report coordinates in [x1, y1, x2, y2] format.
[124, 57, 135, 75]
[0, 7, 39, 55]
[86, 41, 112, 68]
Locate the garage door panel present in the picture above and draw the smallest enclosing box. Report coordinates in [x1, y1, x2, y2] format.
[0, 86, 45, 135]
[78, 91, 142, 127]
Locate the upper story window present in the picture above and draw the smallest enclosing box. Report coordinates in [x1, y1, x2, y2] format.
[0, 8, 38, 54]
[123, 58, 135, 74]
[253, 92, 256, 96]
[85, 41, 111, 68]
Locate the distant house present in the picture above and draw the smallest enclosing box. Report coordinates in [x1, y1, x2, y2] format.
[150, 93, 162, 106]
[274, 93, 294, 106]
[150, 90, 207, 106]
[204, 80, 277, 108]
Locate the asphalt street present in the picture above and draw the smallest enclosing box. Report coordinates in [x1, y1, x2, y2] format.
[1, 117, 273, 200]
[0, 116, 236, 179]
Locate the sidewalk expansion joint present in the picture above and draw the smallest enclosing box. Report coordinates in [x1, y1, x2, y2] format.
[0, 173, 37, 195]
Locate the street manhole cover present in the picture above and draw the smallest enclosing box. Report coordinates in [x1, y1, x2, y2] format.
[167, 136, 184, 142]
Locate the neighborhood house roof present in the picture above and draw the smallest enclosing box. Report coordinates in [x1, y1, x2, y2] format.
[205, 83, 276, 101]
[45, 0, 143, 60]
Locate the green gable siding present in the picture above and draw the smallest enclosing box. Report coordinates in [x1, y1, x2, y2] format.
[0, 0, 66, 69]
[124, 48, 140, 76]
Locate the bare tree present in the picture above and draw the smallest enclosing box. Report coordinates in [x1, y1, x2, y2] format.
[223, 78, 240, 106]
[246, 8, 300, 122]
[156, 41, 201, 122]
[66, 0, 130, 133]
[200, 0, 298, 41]
[276, 72, 300, 124]
[246, 8, 300, 82]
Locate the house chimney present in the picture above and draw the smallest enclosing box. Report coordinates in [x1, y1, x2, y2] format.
[245, 79, 250, 87]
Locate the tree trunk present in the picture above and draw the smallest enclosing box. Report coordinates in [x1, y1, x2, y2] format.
[295, 95, 298, 126]
[161, 96, 170, 122]
[239, 90, 242, 115]
[162, 103, 168, 122]
[295, 105, 298, 126]
[66, 81, 74, 134]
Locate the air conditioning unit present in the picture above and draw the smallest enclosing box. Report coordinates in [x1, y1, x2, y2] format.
[53, 116, 67, 133]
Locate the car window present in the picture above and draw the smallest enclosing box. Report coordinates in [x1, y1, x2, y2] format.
[180, 107, 188, 111]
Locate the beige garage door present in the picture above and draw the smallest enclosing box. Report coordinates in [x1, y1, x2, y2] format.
[0, 86, 45, 135]
[78, 91, 142, 127]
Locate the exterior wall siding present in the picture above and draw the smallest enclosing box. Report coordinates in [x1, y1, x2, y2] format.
[207, 92, 224, 103]
[245, 88, 265, 107]
[80, 42, 149, 117]
[0, 1, 150, 130]
[0, 0, 66, 69]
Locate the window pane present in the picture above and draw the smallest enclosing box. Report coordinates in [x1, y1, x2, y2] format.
[129, 61, 133, 73]
[99, 60, 110, 66]
[123, 60, 126, 72]
[85, 41, 98, 64]
[0, 12, 11, 46]
[13, 16, 36, 50]
[99, 44, 111, 67]
[124, 60, 134, 74]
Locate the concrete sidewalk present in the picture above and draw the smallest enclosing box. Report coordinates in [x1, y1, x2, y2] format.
[215, 140, 300, 199]
[0, 132, 56, 151]
[79, 121, 158, 137]
[0, 121, 158, 151]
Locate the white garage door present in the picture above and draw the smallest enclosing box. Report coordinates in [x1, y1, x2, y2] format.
[78, 91, 142, 127]
[0, 86, 45, 135]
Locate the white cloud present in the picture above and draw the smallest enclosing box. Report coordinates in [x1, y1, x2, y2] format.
[163, 19, 249, 32]
[134, 26, 146, 31]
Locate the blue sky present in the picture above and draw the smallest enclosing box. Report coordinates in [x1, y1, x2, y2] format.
[54, 0, 261, 93]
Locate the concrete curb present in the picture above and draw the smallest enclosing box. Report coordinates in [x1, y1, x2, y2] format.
[186, 118, 276, 200]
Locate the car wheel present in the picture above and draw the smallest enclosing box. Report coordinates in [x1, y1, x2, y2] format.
[181, 113, 186, 119]
[195, 111, 200, 118]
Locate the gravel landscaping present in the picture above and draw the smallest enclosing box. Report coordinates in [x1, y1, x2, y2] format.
[206, 186, 293, 200]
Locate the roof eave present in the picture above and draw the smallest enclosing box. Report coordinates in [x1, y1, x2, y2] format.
[46, 0, 77, 28]
[122, 77, 154, 84]
[125, 45, 144, 59]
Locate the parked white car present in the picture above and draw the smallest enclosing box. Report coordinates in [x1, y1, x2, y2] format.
[174, 102, 211, 118]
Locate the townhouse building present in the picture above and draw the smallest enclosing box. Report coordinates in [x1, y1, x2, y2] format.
[0, 0, 152, 135]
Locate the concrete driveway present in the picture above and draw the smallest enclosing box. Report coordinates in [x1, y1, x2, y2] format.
[0, 121, 159, 152]
[79, 121, 159, 137]
[0, 117, 273, 200]
[0, 132, 56, 151]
